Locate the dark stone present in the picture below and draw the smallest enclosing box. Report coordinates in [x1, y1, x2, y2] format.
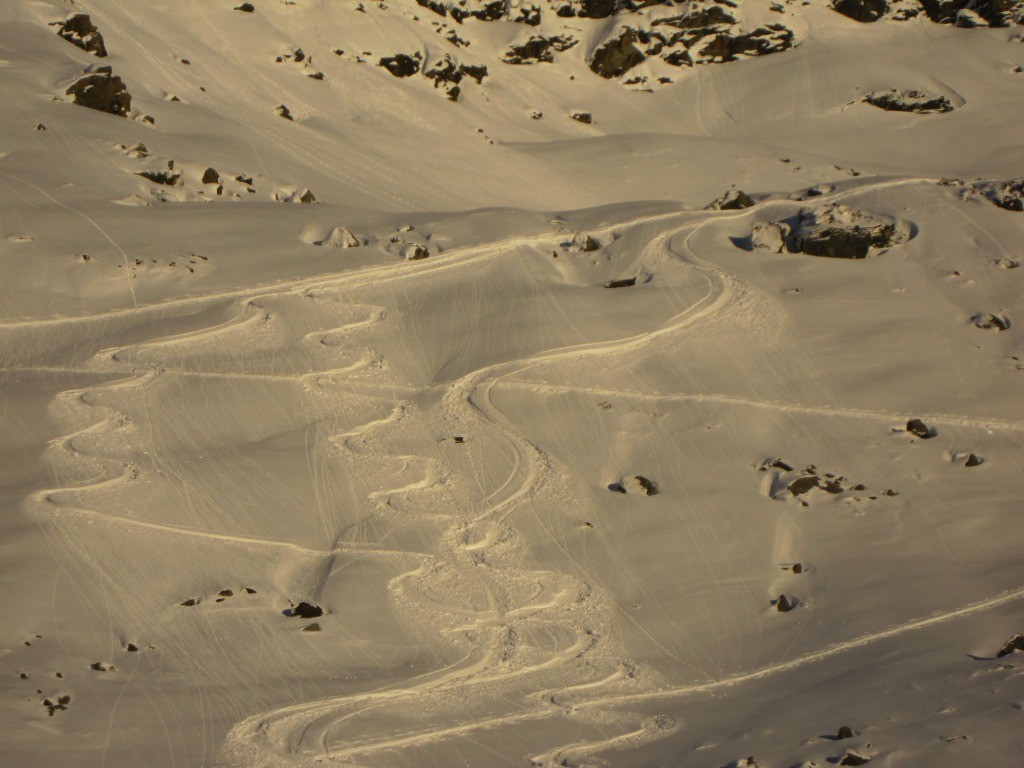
[288, 601, 324, 619]
[179, 598, 198, 607]
[906, 418, 935, 439]
[459, 63, 489, 83]
[996, 633, 1024, 658]
[137, 170, 181, 186]
[865, 89, 953, 113]
[771, 459, 794, 471]
[516, 4, 542, 24]
[503, 35, 577, 64]
[380, 54, 421, 77]
[202, 168, 220, 185]
[217, 588, 233, 597]
[243, 587, 258, 594]
[574, 233, 601, 251]
[698, 24, 795, 63]
[66, 72, 132, 116]
[788, 475, 820, 496]
[832, 0, 890, 22]
[416, 0, 448, 16]
[836, 725, 855, 739]
[776, 594, 794, 612]
[125, 643, 139, 652]
[791, 562, 803, 574]
[964, 453, 984, 467]
[579, 0, 616, 18]
[609, 475, 659, 495]
[276, 104, 293, 120]
[55, 14, 107, 57]
[570, 111, 592, 124]
[405, 244, 430, 261]
[44, 695, 71, 716]
[605, 277, 637, 288]
[589, 29, 646, 78]
[789, 206, 899, 259]
[655, 6, 737, 28]
[919, 0, 1024, 27]
[235, 3, 256, 11]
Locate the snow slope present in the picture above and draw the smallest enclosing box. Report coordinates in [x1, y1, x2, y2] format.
[1, 1, 1023, 766]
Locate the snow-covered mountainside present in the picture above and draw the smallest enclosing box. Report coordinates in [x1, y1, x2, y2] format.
[1, 0, 1023, 766]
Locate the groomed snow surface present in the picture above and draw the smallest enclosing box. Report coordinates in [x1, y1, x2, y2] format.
[1, 1, 1023, 766]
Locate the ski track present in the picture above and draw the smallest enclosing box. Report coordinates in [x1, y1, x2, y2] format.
[25, 177, 1022, 767]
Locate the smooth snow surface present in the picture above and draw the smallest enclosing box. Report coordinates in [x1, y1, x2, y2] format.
[1, 1, 1023, 767]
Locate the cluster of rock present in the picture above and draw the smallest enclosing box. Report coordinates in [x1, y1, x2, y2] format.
[833, 0, 1024, 26]
[942, 177, 1024, 212]
[759, 457, 891, 506]
[752, 204, 903, 259]
[379, 51, 489, 100]
[51, 15, 140, 119]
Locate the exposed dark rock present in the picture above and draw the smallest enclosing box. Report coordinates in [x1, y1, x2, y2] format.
[707, 188, 756, 210]
[787, 205, 901, 259]
[609, 475, 659, 495]
[276, 104, 293, 120]
[605, 277, 637, 288]
[380, 53, 421, 77]
[655, 6, 737, 28]
[832, 0, 890, 22]
[516, 4, 542, 24]
[573, 233, 601, 251]
[836, 725, 855, 740]
[839, 751, 871, 766]
[54, 14, 108, 57]
[503, 35, 577, 64]
[865, 89, 954, 113]
[417, 0, 448, 16]
[218, 589, 233, 597]
[570, 110, 593, 124]
[66, 72, 132, 116]
[180, 598, 198, 607]
[288, 601, 324, 619]
[590, 29, 646, 78]
[996, 633, 1024, 657]
[125, 643, 139, 652]
[964, 453, 984, 467]
[787, 475, 820, 496]
[235, 3, 256, 11]
[791, 562, 804, 574]
[919, 0, 1024, 27]
[973, 313, 1009, 330]
[906, 418, 936, 439]
[44, 695, 71, 716]
[138, 170, 181, 186]
[776, 594, 794, 612]
[579, 0, 617, 18]
[202, 168, 220, 185]
[697, 24, 795, 63]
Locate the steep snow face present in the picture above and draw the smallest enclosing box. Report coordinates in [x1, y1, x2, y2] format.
[1, 1, 1024, 767]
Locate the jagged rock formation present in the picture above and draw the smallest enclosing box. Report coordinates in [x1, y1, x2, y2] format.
[66, 69, 132, 116]
[833, 0, 1024, 25]
[503, 35, 578, 64]
[589, 29, 646, 78]
[53, 14, 108, 57]
[380, 53, 422, 77]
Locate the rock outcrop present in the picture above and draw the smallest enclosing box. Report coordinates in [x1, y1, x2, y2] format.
[54, 14, 107, 57]
[66, 69, 132, 116]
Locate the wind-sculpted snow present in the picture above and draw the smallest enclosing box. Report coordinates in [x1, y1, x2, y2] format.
[1, 1, 1023, 767]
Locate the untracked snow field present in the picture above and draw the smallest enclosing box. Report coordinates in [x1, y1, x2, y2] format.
[1, 1, 1023, 766]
